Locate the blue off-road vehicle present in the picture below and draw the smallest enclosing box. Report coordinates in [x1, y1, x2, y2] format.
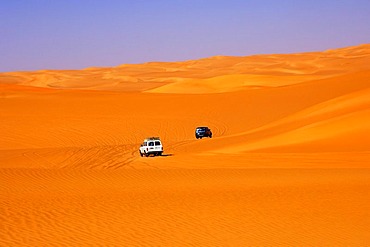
[195, 127, 212, 139]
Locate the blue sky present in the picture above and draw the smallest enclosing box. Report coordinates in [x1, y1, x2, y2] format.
[1, 0, 370, 72]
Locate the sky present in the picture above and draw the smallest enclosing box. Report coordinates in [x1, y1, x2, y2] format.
[1, 0, 370, 72]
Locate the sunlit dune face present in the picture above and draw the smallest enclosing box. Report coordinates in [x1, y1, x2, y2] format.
[1, 44, 370, 246]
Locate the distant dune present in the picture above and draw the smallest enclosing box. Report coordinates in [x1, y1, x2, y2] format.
[1, 44, 370, 92]
[1, 44, 370, 246]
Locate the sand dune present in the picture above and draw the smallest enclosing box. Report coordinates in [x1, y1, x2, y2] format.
[1, 44, 370, 245]
[2, 44, 370, 92]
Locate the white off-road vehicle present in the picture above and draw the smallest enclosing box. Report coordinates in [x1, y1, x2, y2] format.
[139, 137, 163, 157]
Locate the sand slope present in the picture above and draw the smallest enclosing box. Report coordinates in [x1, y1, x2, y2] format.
[1, 44, 370, 246]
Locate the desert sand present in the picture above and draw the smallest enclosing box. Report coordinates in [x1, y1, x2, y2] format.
[1, 44, 370, 246]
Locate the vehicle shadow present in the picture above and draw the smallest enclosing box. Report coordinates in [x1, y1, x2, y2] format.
[160, 153, 174, 157]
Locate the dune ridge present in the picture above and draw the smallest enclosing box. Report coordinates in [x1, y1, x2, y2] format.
[1, 44, 370, 93]
[1, 44, 370, 246]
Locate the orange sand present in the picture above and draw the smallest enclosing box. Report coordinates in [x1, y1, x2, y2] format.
[1, 44, 370, 245]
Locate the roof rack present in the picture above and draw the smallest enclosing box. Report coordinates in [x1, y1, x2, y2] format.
[145, 137, 161, 140]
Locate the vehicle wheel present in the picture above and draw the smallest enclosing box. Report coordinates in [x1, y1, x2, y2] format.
[159, 152, 163, 156]
[145, 152, 149, 157]
[209, 134, 212, 138]
[140, 151, 143, 157]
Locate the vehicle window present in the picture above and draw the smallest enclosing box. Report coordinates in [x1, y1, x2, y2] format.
[143, 142, 147, 146]
[155, 141, 161, 146]
[149, 142, 154, 146]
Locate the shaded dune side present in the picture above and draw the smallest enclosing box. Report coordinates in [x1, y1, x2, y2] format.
[181, 71, 370, 154]
[165, 70, 370, 154]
